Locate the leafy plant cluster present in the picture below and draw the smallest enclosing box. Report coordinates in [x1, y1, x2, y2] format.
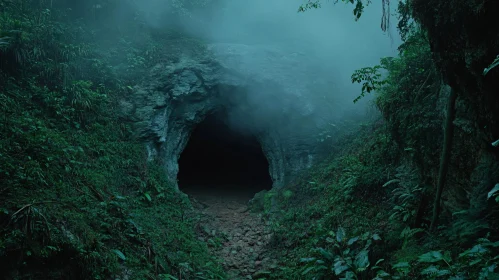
[299, 233, 499, 280]
[414, 236, 499, 280]
[300, 227, 382, 279]
[258, 12, 499, 280]
[262, 121, 499, 279]
[0, 0, 223, 279]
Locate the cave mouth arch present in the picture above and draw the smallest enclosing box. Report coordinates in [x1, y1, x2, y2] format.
[177, 110, 273, 201]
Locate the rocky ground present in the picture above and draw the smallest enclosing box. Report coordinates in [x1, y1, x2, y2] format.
[183, 185, 275, 279]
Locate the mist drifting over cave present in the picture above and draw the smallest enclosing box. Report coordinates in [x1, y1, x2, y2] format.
[106, 0, 404, 191]
[117, 0, 401, 131]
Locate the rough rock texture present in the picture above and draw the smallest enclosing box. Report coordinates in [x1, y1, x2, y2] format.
[122, 43, 335, 189]
[410, 0, 499, 228]
[411, 0, 499, 143]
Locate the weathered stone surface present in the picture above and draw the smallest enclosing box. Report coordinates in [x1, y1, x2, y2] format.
[412, 0, 499, 140]
[122, 43, 334, 189]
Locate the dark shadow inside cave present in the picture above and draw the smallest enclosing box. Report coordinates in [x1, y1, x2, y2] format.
[178, 110, 272, 202]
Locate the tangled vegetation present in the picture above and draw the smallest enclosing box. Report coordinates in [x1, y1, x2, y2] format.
[0, 0, 223, 279]
[255, 3, 499, 279]
[1, 0, 499, 279]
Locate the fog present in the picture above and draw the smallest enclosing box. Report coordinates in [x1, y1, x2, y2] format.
[131, 0, 401, 130]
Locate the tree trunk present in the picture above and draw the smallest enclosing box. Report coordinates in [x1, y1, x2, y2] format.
[430, 88, 457, 231]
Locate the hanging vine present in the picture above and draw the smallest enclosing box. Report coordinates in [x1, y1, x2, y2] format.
[298, 0, 394, 33]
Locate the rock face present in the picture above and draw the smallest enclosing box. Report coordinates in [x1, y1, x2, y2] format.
[412, 0, 499, 141]
[122, 43, 335, 189]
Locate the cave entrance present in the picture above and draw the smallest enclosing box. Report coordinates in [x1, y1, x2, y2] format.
[177, 111, 273, 202]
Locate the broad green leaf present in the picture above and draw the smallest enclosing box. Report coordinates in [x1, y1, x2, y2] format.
[344, 271, 356, 279]
[487, 184, 499, 199]
[316, 265, 328, 270]
[46, 245, 58, 251]
[347, 237, 359, 245]
[300, 257, 316, 263]
[144, 192, 152, 202]
[301, 266, 315, 275]
[382, 179, 400, 187]
[112, 249, 126, 261]
[452, 210, 468, 216]
[333, 260, 349, 275]
[355, 249, 370, 270]
[469, 259, 481, 266]
[376, 270, 391, 277]
[467, 244, 487, 255]
[317, 248, 334, 261]
[421, 266, 451, 277]
[418, 251, 445, 263]
[421, 265, 439, 275]
[392, 262, 410, 269]
[459, 244, 487, 259]
[436, 269, 451, 276]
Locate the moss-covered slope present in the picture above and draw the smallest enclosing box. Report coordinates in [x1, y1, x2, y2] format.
[0, 1, 223, 279]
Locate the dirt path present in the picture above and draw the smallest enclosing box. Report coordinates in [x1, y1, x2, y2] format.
[184, 185, 274, 279]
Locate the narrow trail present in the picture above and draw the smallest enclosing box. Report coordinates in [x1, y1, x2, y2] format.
[184, 185, 275, 279]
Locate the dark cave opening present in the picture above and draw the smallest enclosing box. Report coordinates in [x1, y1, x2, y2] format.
[178, 111, 273, 200]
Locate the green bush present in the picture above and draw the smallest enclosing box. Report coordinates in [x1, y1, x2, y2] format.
[300, 227, 383, 279]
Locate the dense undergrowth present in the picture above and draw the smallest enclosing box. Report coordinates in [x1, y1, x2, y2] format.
[252, 27, 499, 280]
[0, 1, 223, 279]
[2, 0, 499, 279]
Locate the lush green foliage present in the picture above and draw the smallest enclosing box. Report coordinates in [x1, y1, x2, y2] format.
[351, 65, 387, 103]
[2, 0, 499, 279]
[300, 227, 382, 279]
[0, 0, 223, 279]
[255, 23, 499, 280]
